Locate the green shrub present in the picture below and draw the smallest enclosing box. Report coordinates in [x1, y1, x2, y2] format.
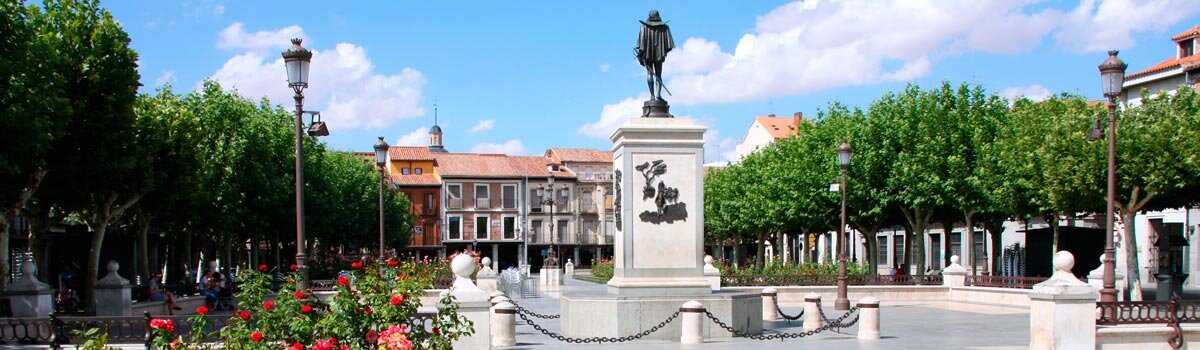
[590, 258, 613, 283]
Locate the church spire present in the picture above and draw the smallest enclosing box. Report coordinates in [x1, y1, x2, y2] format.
[428, 99, 446, 153]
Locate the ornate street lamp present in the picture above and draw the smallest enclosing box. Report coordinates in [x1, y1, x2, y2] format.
[835, 142, 853, 310]
[1094, 50, 1127, 305]
[541, 176, 560, 269]
[375, 137, 390, 258]
[283, 38, 314, 289]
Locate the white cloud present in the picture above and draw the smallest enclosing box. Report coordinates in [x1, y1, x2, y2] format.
[468, 119, 495, 133]
[662, 38, 733, 77]
[216, 22, 305, 50]
[471, 140, 526, 155]
[394, 127, 429, 146]
[577, 95, 646, 139]
[1053, 0, 1199, 53]
[599, 63, 611, 73]
[209, 31, 428, 130]
[1001, 85, 1053, 102]
[153, 70, 176, 86]
[213, 4, 225, 16]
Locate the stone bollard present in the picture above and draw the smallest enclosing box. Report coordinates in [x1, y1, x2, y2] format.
[802, 292, 823, 331]
[94, 261, 132, 316]
[1029, 251, 1098, 350]
[477, 257, 498, 294]
[857, 297, 881, 339]
[448, 253, 493, 350]
[942, 255, 967, 287]
[703, 255, 721, 291]
[680, 300, 705, 344]
[761, 287, 779, 320]
[490, 295, 510, 306]
[1086, 255, 1125, 301]
[565, 259, 575, 276]
[4, 260, 54, 317]
[491, 301, 517, 347]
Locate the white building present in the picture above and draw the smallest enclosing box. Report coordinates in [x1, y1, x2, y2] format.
[733, 113, 804, 160]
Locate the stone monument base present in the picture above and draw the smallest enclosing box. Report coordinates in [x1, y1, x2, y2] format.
[642, 99, 672, 118]
[539, 268, 563, 286]
[606, 276, 712, 296]
[560, 290, 762, 340]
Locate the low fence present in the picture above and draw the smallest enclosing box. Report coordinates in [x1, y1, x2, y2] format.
[721, 274, 942, 287]
[1096, 299, 1200, 349]
[965, 275, 1046, 289]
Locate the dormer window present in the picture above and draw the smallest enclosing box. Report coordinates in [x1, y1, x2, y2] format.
[1181, 40, 1195, 58]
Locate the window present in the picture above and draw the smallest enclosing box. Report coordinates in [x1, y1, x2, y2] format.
[531, 220, 542, 242]
[1182, 40, 1195, 58]
[423, 193, 434, 214]
[557, 219, 569, 242]
[973, 230, 986, 269]
[448, 216, 462, 240]
[401, 168, 410, 175]
[502, 185, 516, 209]
[558, 188, 570, 210]
[476, 216, 489, 239]
[529, 189, 543, 212]
[582, 190, 594, 206]
[930, 234, 942, 270]
[503, 216, 516, 239]
[948, 232, 961, 266]
[605, 220, 615, 236]
[893, 233, 905, 268]
[877, 236, 889, 267]
[475, 185, 490, 209]
[447, 185, 462, 209]
[414, 167, 423, 175]
[583, 166, 593, 179]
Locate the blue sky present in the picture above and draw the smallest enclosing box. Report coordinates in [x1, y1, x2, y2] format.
[110, 0, 1200, 162]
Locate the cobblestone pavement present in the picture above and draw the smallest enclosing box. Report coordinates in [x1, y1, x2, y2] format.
[501, 273, 1031, 349]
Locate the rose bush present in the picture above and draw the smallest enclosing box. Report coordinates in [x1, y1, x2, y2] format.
[147, 261, 473, 349]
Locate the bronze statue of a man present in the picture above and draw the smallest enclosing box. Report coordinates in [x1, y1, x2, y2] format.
[636, 10, 674, 101]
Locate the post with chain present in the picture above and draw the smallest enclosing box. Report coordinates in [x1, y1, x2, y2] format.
[680, 300, 705, 344]
[803, 292, 823, 331]
[761, 287, 779, 321]
[492, 301, 517, 347]
[857, 297, 880, 339]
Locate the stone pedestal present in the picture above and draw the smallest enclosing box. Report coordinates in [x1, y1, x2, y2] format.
[679, 300, 704, 344]
[942, 255, 967, 287]
[606, 117, 710, 296]
[539, 268, 562, 286]
[491, 301, 516, 347]
[1087, 255, 1125, 301]
[641, 99, 672, 118]
[703, 255, 721, 291]
[857, 297, 881, 339]
[4, 261, 53, 317]
[564, 259, 575, 276]
[448, 254, 492, 350]
[1029, 251, 1098, 350]
[803, 293, 823, 331]
[94, 261, 131, 316]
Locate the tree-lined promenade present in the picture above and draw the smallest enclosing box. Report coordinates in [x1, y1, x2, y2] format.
[706, 82, 1200, 300]
[0, 0, 414, 313]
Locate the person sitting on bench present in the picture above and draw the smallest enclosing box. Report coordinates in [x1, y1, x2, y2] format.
[148, 273, 183, 314]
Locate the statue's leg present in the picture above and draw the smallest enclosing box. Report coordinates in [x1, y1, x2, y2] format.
[653, 62, 665, 100]
[646, 68, 657, 100]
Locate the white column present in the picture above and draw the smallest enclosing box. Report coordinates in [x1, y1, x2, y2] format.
[857, 297, 880, 339]
[818, 234, 828, 263]
[803, 293, 823, 331]
[491, 301, 516, 347]
[680, 300, 705, 344]
[1028, 251, 1098, 350]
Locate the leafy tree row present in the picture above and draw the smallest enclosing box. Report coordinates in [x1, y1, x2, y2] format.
[0, 0, 413, 312]
[706, 82, 1200, 300]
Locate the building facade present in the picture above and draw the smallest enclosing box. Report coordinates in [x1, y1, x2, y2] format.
[733, 112, 803, 160]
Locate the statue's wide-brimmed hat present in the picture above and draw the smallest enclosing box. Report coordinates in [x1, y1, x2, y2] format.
[641, 10, 667, 26]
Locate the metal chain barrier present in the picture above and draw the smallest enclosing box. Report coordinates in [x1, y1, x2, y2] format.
[515, 309, 681, 344]
[772, 297, 803, 321]
[507, 299, 561, 319]
[706, 306, 860, 341]
[817, 306, 861, 331]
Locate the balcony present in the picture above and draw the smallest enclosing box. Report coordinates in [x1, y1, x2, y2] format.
[475, 198, 490, 209]
[447, 198, 463, 209]
[529, 232, 577, 245]
[579, 204, 598, 214]
[579, 173, 614, 182]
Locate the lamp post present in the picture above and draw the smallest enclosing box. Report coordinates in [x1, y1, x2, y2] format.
[283, 38, 314, 289]
[540, 176, 560, 269]
[374, 137, 390, 258]
[835, 142, 853, 311]
[1091, 50, 1127, 304]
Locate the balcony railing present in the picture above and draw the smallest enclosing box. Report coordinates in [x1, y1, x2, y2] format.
[475, 198, 490, 209]
[529, 232, 576, 245]
[579, 204, 598, 213]
[419, 206, 436, 215]
[447, 198, 462, 209]
[721, 274, 943, 287]
[579, 173, 614, 182]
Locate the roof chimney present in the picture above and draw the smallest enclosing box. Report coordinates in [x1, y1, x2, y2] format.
[793, 112, 803, 126]
[767, 113, 776, 118]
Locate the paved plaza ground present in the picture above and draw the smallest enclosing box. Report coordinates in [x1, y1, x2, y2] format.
[502, 273, 1031, 349]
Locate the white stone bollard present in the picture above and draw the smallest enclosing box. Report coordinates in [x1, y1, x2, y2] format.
[1029, 251, 1098, 350]
[761, 287, 779, 320]
[4, 260, 53, 317]
[942, 255, 967, 287]
[94, 260, 132, 316]
[490, 295, 510, 306]
[802, 292, 823, 331]
[491, 301, 517, 347]
[564, 259, 575, 276]
[703, 255, 721, 291]
[680, 300, 705, 344]
[448, 253, 493, 350]
[857, 297, 881, 339]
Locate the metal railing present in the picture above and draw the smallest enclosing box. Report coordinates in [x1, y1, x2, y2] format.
[447, 198, 463, 209]
[475, 198, 490, 209]
[721, 274, 943, 287]
[0, 312, 229, 347]
[965, 275, 1047, 289]
[579, 173, 614, 182]
[1096, 299, 1200, 349]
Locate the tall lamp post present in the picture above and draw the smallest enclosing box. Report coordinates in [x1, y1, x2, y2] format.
[1091, 50, 1127, 304]
[283, 38, 314, 289]
[835, 142, 853, 311]
[374, 137, 390, 258]
[540, 177, 560, 269]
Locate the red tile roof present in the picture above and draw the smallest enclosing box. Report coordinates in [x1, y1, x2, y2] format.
[390, 174, 440, 186]
[546, 148, 613, 164]
[1172, 25, 1200, 42]
[432, 153, 574, 178]
[1127, 54, 1200, 79]
[388, 146, 436, 161]
[755, 116, 799, 139]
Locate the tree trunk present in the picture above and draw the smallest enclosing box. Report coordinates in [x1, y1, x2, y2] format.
[0, 212, 10, 292]
[138, 216, 151, 286]
[755, 235, 765, 271]
[903, 225, 912, 273]
[2, 170, 48, 291]
[962, 210, 976, 275]
[84, 216, 110, 315]
[1117, 186, 1153, 301]
[941, 219, 956, 268]
[986, 221, 1003, 275]
[1047, 213, 1060, 254]
[901, 207, 933, 278]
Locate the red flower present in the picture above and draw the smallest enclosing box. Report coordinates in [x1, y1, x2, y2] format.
[301, 304, 313, 313]
[263, 300, 275, 310]
[149, 318, 175, 333]
[389, 294, 404, 306]
[258, 264, 268, 271]
[291, 342, 304, 350]
[290, 264, 298, 271]
[337, 276, 349, 286]
[364, 307, 373, 315]
[238, 310, 251, 320]
[329, 336, 337, 344]
[294, 290, 306, 299]
[398, 273, 408, 280]
[433, 326, 440, 334]
[351, 261, 363, 269]
[313, 340, 334, 350]
[386, 259, 398, 267]
[365, 330, 378, 343]
[340, 346, 350, 350]
[250, 331, 263, 342]
[196, 306, 209, 315]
